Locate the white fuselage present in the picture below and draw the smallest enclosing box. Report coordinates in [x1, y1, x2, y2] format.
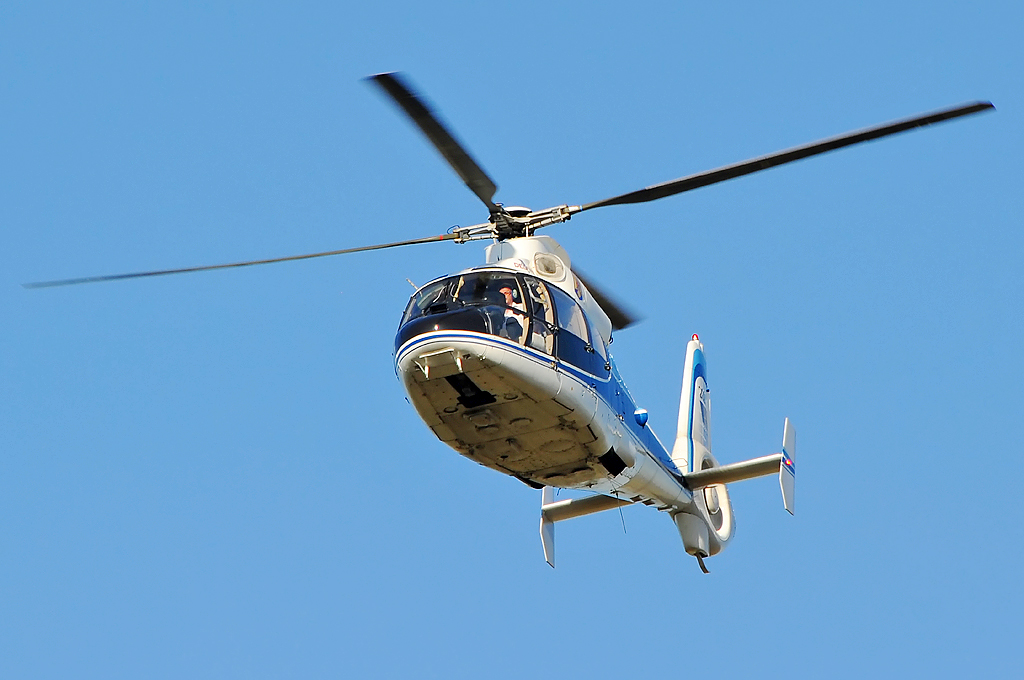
[393, 236, 697, 512]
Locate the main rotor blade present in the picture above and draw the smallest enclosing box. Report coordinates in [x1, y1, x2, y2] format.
[24, 233, 461, 288]
[574, 270, 641, 331]
[581, 101, 994, 211]
[368, 72, 499, 212]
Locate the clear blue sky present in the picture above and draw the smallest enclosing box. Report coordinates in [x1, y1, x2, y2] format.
[2, 2, 1020, 678]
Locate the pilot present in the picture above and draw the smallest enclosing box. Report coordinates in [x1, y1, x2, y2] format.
[499, 285, 526, 341]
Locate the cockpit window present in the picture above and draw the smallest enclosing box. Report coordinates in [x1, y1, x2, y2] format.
[397, 271, 606, 376]
[401, 272, 528, 343]
[587, 314, 607, 360]
[547, 285, 608, 375]
[549, 286, 589, 341]
[403, 279, 458, 321]
[523, 275, 555, 354]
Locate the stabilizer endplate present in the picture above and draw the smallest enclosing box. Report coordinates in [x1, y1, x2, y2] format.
[539, 489, 633, 568]
[780, 418, 796, 515]
[540, 486, 556, 567]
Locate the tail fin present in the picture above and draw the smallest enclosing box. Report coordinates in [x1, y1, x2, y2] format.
[671, 335, 710, 473]
[672, 335, 735, 556]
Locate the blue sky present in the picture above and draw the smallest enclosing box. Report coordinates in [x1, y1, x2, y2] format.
[2, 1, 1021, 678]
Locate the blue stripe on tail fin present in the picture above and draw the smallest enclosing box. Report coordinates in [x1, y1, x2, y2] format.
[672, 335, 710, 472]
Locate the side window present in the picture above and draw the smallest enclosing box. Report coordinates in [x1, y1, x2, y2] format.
[550, 287, 589, 342]
[523, 276, 555, 355]
[549, 286, 606, 374]
[587, 315, 607, 360]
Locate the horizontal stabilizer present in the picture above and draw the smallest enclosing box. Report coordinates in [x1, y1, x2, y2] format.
[682, 454, 783, 488]
[539, 489, 632, 568]
[681, 417, 796, 515]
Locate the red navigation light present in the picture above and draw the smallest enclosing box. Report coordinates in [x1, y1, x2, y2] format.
[692, 334, 699, 341]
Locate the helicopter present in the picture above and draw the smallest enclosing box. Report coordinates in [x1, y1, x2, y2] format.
[28, 73, 993, 572]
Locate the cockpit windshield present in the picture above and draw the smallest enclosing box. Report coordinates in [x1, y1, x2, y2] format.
[404, 272, 524, 331]
[401, 271, 552, 351]
[397, 270, 606, 375]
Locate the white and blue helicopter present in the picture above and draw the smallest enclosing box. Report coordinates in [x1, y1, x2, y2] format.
[29, 74, 993, 572]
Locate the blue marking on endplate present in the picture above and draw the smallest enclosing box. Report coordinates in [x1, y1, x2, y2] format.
[781, 448, 796, 476]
